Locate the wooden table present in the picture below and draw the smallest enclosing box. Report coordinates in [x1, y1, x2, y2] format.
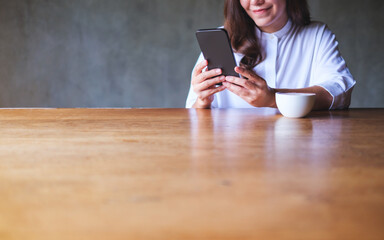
[0, 108, 383, 240]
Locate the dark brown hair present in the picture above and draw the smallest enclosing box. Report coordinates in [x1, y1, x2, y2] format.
[224, 0, 311, 70]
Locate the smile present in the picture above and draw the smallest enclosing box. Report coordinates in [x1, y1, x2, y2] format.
[252, 6, 272, 14]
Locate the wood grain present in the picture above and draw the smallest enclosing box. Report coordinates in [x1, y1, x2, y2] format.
[0, 108, 383, 240]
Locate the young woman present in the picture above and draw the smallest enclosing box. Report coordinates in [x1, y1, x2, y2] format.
[186, 0, 355, 110]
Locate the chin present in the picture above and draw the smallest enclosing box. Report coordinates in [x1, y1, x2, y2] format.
[255, 21, 271, 29]
[252, 17, 271, 26]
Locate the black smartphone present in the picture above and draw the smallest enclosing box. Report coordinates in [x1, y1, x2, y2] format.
[195, 28, 240, 85]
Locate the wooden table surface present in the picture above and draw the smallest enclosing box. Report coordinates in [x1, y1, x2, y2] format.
[0, 108, 383, 240]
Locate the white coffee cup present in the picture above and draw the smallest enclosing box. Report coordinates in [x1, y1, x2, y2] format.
[275, 92, 316, 118]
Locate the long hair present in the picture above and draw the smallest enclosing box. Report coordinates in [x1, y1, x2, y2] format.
[224, 0, 311, 70]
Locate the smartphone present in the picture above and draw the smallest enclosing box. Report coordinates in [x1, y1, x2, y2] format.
[195, 28, 240, 85]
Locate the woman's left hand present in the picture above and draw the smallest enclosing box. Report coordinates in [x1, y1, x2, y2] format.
[223, 66, 277, 108]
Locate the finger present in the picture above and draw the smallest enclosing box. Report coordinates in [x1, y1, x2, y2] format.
[225, 75, 252, 88]
[195, 76, 225, 92]
[192, 60, 208, 78]
[223, 81, 249, 97]
[195, 68, 222, 84]
[235, 67, 264, 85]
[199, 85, 226, 99]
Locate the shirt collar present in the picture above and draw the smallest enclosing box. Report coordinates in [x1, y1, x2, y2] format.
[256, 19, 292, 39]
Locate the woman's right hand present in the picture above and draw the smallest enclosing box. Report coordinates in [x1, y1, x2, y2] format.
[191, 60, 226, 108]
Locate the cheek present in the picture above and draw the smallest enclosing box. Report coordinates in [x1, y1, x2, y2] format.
[275, 0, 287, 12]
[239, 0, 249, 10]
[269, 0, 286, 18]
[271, 0, 286, 4]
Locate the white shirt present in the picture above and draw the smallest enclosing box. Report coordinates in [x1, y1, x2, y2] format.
[186, 20, 356, 109]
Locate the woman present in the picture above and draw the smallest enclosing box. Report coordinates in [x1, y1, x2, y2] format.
[186, 0, 355, 110]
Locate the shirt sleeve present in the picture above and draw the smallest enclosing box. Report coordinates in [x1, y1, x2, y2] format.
[312, 25, 356, 109]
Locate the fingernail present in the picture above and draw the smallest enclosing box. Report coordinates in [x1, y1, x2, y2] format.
[216, 69, 222, 74]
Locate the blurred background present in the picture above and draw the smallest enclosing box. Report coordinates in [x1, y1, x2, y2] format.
[0, 0, 382, 108]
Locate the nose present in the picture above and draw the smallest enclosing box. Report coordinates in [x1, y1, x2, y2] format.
[250, 0, 265, 5]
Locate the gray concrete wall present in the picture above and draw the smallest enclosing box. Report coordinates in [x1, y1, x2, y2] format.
[0, 0, 382, 108]
[308, 0, 384, 108]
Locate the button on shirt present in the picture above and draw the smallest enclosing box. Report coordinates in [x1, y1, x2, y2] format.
[186, 20, 356, 109]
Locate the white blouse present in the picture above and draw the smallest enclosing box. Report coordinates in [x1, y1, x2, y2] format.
[186, 20, 356, 109]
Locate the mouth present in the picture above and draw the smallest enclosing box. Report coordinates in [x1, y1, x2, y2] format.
[252, 6, 272, 14]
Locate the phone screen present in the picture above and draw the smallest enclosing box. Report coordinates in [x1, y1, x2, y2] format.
[195, 28, 240, 83]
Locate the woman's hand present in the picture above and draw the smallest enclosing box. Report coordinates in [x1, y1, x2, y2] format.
[192, 60, 226, 108]
[223, 66, 277, 108]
